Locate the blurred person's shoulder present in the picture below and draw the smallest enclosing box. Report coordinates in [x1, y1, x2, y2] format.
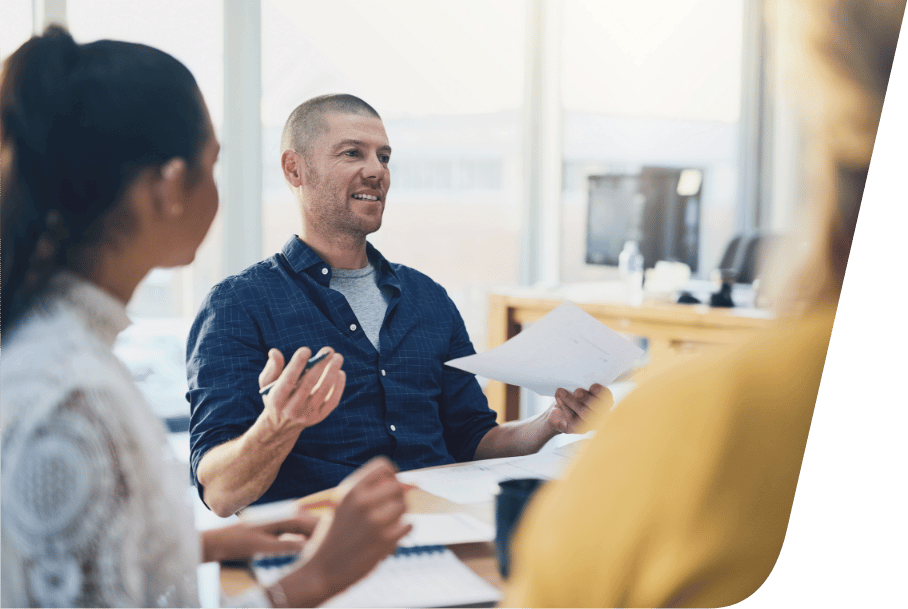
[3, 289, 102, 378]
[721, 308, 836, 406]
[602, 308, 837, 441]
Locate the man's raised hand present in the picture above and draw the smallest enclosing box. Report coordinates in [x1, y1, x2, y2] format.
[259, 346, 346, 432]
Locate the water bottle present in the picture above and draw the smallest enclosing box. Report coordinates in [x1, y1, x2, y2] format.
[618, 240, 644, 305]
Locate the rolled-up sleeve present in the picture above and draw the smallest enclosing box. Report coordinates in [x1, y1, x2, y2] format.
[186, 282, 269, 501]
[439, 302, 498, 462]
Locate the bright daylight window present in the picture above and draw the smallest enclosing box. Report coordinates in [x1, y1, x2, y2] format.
[67, 0, 224, 422]
[0, 1, 33, 62]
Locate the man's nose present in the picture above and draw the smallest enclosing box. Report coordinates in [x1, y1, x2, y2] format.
[363, 154, 387, 181]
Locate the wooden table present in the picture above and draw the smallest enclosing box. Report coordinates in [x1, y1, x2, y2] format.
[486, 289, 774, 422]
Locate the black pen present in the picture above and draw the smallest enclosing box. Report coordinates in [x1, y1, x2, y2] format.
[259, 350, 332, 396]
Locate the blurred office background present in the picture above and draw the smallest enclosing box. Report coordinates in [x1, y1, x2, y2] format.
[2, 0, 802, 423]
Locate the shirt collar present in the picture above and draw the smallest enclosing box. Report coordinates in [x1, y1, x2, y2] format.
[281, 235, 398, 287]
[45, 270, 131, 347]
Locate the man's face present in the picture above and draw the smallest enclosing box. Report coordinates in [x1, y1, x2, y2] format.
[300, 112, 391, 240]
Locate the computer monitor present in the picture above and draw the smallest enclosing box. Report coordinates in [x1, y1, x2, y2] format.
[585, 166, 703, 272]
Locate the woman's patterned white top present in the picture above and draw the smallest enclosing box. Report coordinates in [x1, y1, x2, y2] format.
[1, 272, 268, 607]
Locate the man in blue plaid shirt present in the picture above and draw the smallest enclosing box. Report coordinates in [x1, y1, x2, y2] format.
[187, 94, 608, 516]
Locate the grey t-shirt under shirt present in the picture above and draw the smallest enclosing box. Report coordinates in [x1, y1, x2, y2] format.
[329, 262, 393, 351]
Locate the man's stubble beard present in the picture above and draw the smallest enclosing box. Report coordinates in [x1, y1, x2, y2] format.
[305, 163, 382, 242]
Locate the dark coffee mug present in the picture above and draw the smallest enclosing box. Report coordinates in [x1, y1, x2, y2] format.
[495, 477, 546, 579]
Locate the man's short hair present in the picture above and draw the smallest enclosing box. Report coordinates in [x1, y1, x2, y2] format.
[281, 94, 381, 156]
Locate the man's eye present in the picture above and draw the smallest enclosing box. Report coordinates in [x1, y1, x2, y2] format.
[344, 150, 359, 157]
[379, 155, 390, 163]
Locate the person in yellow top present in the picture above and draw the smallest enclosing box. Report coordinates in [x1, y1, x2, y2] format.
[502, 0, 905, 606]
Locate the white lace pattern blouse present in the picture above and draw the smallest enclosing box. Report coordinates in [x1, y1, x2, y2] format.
[1, 272, 268, 608]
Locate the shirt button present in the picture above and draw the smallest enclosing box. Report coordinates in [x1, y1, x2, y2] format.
[321, 268, 328, 275]
[381, 369, 386, 376]
[350, 324, 357, 331]
[390, 424, 397, 432]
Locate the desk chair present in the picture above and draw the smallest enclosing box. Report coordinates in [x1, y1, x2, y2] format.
[716, 233, 780, 284]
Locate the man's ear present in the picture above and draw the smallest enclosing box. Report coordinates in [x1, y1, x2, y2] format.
[282, 150, 304, 188]
[157, 157, 189, 219]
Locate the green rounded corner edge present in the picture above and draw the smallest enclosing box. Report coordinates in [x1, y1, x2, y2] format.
[732, 8, 908, 609]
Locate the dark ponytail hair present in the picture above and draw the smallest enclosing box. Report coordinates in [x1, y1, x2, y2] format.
[1, 25, 208, 330]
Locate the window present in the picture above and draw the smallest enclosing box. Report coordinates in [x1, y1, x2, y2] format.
[67, 0, 225, 421]
[68, 0, 225, 321]
[1, 1, 33, 61]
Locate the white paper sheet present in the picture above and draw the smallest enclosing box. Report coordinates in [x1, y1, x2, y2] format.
[446, 301, 644, 396]
[250, 546, 501, 608]
[251, 547, 501, 607]
[397, 443, 583, 504]
[321, 547, 501, 608]
[398, 513, 495, 547]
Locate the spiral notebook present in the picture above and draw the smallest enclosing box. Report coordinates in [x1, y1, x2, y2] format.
[251, 545, 501, 608]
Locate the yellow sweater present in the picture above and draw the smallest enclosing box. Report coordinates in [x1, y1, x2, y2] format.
[502, 310, 835, 608]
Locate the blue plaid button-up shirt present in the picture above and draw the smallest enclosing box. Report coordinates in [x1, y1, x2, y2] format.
[187, 236, 498, 506]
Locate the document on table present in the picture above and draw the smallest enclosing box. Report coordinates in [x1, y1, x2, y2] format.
[398, 512, 495, 547]
[397, 442, 583, 504]
[251, 546, 501, 608]
[446, 301, 644, 396]
[321, 546, 501, 608]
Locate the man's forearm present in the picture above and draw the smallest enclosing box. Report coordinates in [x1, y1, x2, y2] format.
[197, 414, 305, 517]
[472, 413, 558, 460]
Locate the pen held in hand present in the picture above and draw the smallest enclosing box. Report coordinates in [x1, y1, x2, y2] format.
[259, 349, 332, 396]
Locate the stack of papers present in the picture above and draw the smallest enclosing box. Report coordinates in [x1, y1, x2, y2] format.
[446, 301, 643, 396]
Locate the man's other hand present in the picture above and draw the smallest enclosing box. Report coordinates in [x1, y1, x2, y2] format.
[547, 383, 613, 434]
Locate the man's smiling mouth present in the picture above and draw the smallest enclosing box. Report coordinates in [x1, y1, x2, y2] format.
[352, 194, 379, 201]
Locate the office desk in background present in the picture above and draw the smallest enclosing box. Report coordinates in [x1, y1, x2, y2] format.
[486, 286, 774, 421]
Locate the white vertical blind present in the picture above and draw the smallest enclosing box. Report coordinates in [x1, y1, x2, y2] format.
[521, 0, 564, 286]
[33, 0, 66, 33]
[221, 0, 262, 278]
